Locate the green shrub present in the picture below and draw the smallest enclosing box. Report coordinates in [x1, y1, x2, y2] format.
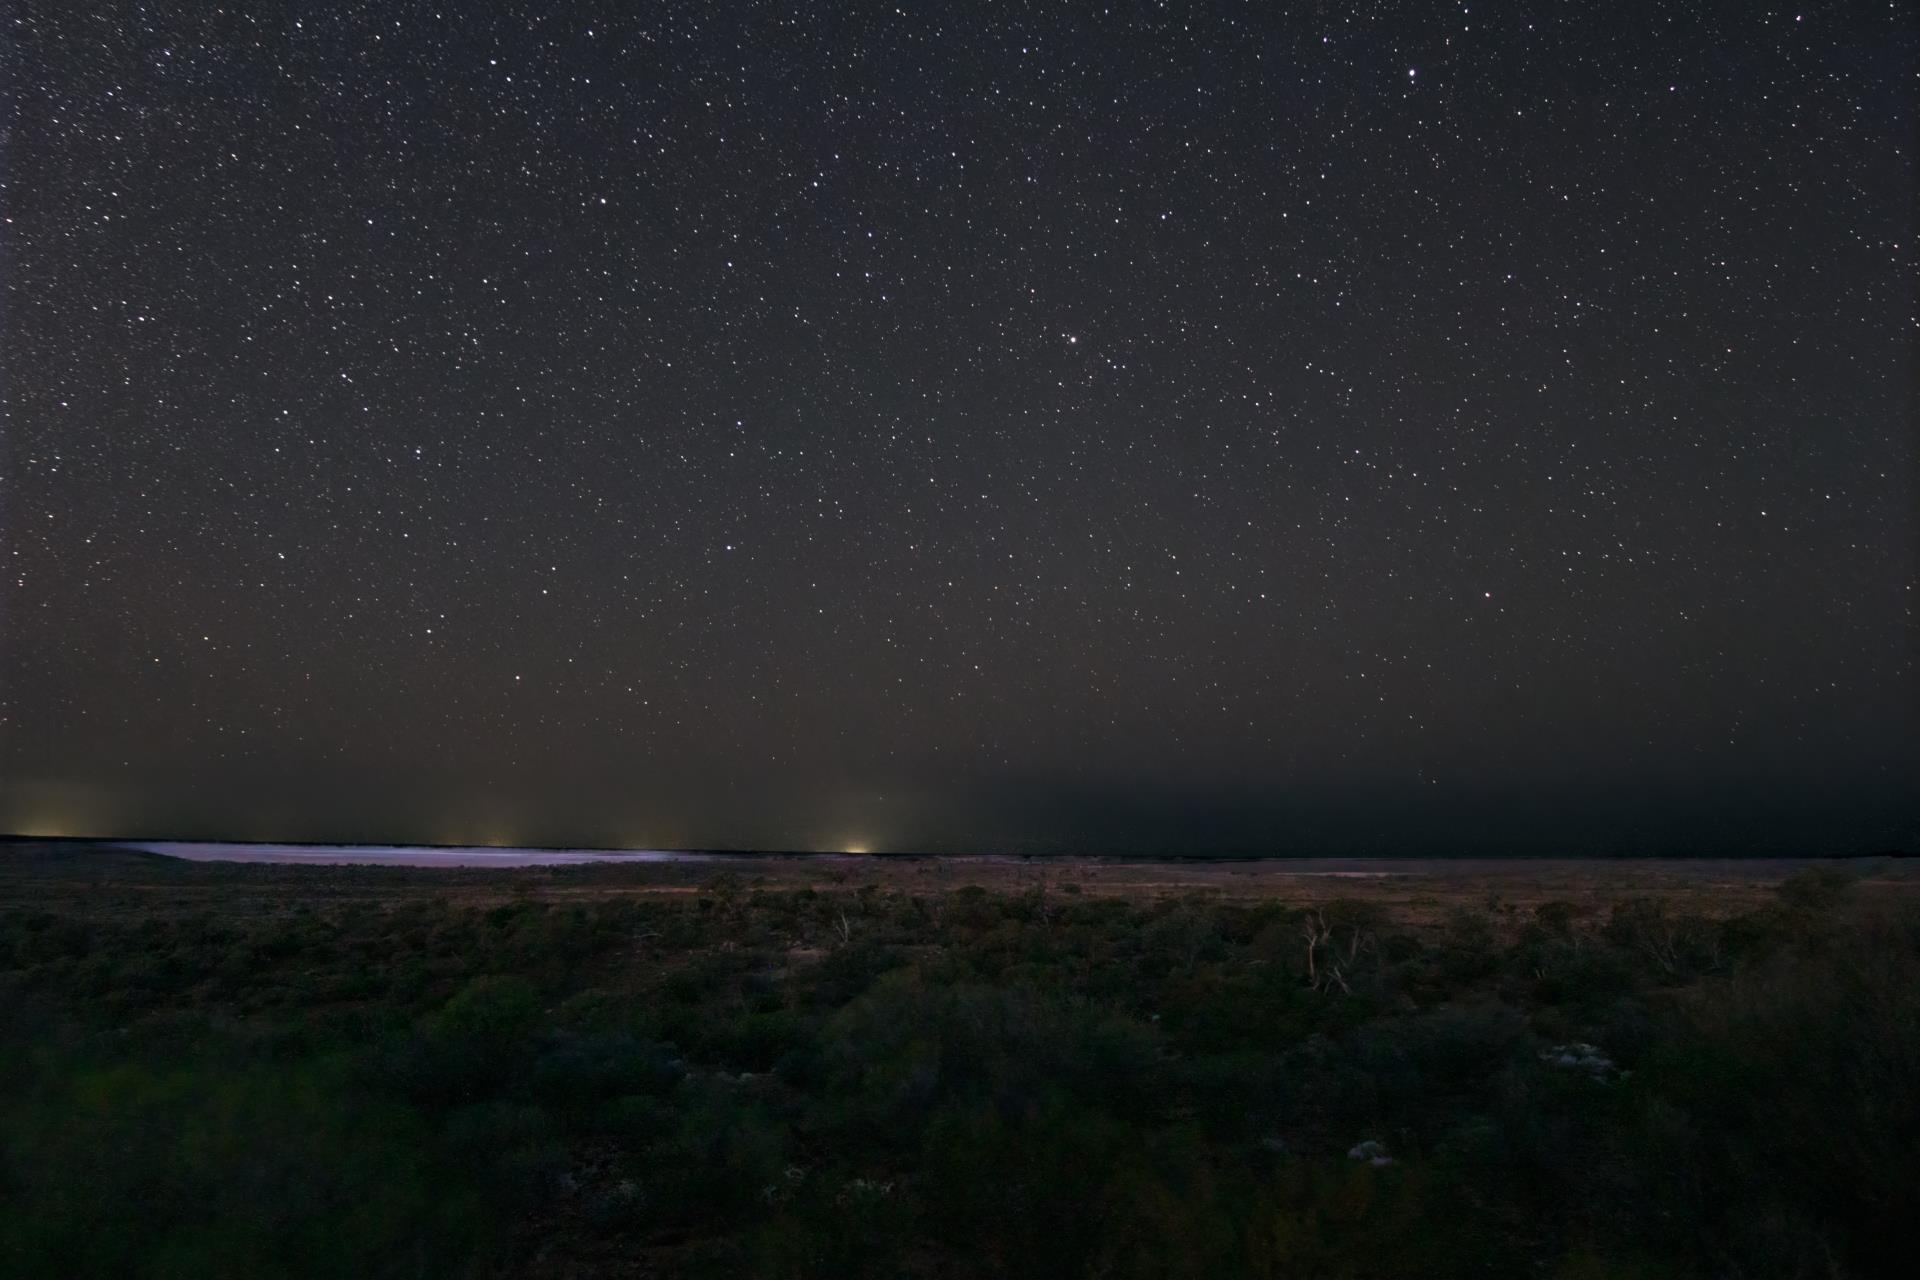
[0, 1056, 490, 1278]
[6, 858, 1914, 1278]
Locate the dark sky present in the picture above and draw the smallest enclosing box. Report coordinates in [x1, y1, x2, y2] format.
[4, 2, 1914, 854]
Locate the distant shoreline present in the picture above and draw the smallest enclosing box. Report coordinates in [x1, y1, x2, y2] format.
[79, 840, 1911, 872]
[0, 835, 1910, 871]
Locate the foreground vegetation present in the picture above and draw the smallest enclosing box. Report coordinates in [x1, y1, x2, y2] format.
[1, 853, 1915, 1278]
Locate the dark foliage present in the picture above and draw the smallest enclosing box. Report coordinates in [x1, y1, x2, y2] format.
[2, 861, 1915, 1277]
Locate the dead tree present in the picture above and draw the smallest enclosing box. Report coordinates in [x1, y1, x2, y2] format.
[1303, 909, 1371, 995]
[1303, 910, 1331, 988]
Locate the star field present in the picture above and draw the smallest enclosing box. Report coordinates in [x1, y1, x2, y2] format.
[4, 2, 1914, 852]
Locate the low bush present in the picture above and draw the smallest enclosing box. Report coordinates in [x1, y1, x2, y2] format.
[2, 859, 1913, 1277]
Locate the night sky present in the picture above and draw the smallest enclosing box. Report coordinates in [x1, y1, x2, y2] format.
[5, 2, 1914, 854]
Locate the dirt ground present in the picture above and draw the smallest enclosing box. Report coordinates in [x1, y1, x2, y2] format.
[4, 841, 1915, 928]
[544, 853, 1920, 926]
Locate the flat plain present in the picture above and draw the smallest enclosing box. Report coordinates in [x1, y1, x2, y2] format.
[3, 840, 1916, 1278]
[8, 840, 1906, 921]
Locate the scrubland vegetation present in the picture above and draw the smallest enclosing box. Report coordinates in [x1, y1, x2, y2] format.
[1, 852, 1915, 1278]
